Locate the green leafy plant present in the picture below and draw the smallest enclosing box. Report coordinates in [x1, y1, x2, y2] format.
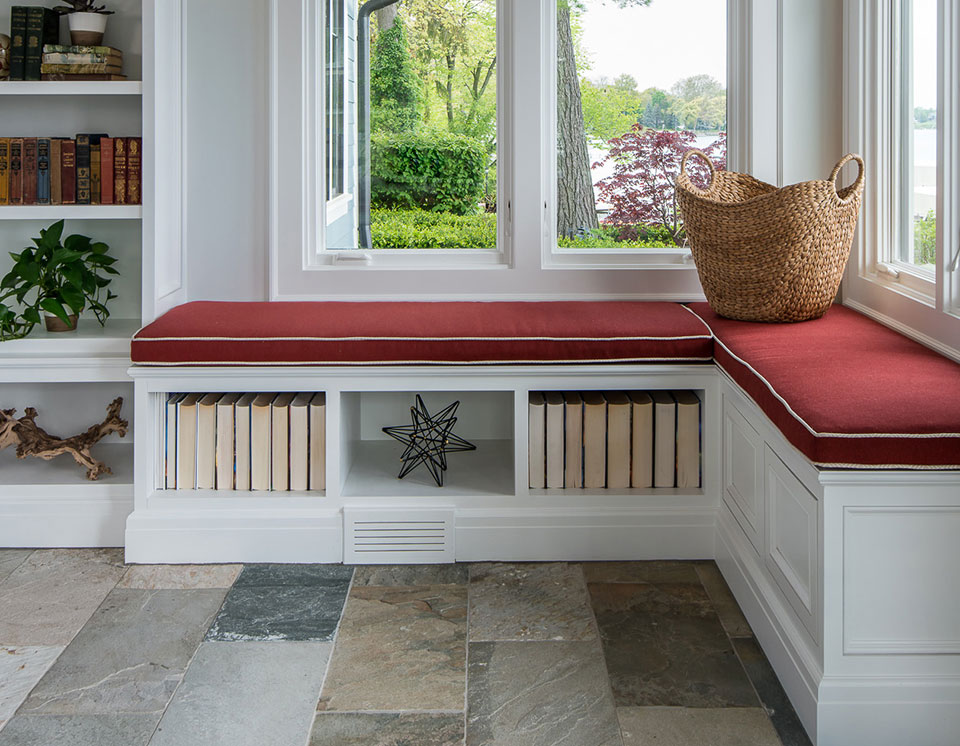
[913, 210, 936, 265]
[53, 1, 114, 15]
[0, 220, 118, 341]
[371, 208, 496, 249]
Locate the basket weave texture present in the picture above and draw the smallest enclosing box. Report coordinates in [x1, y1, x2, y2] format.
[676, 151, 865, 322]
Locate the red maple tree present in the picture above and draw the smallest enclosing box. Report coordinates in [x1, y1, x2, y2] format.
[594, 128, 726, 245]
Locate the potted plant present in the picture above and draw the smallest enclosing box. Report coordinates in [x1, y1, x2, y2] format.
[54, 1, 114, 47]
[0, 220, 118, 340]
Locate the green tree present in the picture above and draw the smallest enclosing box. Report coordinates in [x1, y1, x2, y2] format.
[914, 210, 936, 265]
[669, 74, 726, 131]
[639, 87, 678, 129]
[370, 16, 421, 133]
[579, 76, 643, 144]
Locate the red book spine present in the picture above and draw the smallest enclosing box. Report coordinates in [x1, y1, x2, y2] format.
[125, 137, 142, 205]
[9, 139, 23, 205]
[22, 137, 38, 205]
[100, 137, 114, 205]
[61, 139, 77, 205]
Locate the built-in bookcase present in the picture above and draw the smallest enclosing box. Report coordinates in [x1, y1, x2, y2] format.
[0, 0, 149, 547]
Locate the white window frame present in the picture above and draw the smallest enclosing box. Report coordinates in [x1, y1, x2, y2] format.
[843, 0, 960, 357]
[323, 0, 347, 209]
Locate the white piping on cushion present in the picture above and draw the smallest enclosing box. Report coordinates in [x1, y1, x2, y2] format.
[131, 356, 715, 366]
[132, 334, 713, 342]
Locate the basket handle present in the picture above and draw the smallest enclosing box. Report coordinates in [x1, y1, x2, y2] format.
[680, 149, 716, 191]
[830, 153, 865, 203]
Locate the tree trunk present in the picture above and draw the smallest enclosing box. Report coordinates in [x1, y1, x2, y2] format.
[375, 4, 398, 31]
[556, 4, 598, 236]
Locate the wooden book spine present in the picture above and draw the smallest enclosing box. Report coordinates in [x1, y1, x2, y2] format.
[9, 139, 23, 205]
[126, 137, 142, 205]
[60, 139, 76, 205]
[113, 138, 127, 204]
[21, 137, 37, 205]
[90, 140, 101, 205]
[50, 139, 62, 205]
[100, 138, 114, 204]
[0, 139, 9, 206]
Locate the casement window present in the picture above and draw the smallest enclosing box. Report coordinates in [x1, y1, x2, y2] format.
[844, 0, 960, 354]
[325, 0, 346, 203]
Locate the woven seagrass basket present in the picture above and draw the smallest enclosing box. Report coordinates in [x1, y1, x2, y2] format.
[676, 151, 865, 322]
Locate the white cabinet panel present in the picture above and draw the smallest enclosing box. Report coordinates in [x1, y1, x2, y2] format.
[723, 395, 765, 554]
[765, 446, 819, 642]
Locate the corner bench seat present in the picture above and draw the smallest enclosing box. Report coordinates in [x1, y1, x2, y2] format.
[687, 302, 960, 469]
[131, 300, 715, 366]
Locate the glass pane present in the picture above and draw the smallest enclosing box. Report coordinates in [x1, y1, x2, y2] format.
[900, 0, 937, 269]
[329, 0, 498, 250]
[556, 0, 726, 250]
[326, 0, 345, 200]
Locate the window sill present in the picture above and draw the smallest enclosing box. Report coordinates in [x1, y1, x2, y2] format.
[864, 265, 936, 307]
[311, 249, 510, 271]
[544, 247, 696, 271]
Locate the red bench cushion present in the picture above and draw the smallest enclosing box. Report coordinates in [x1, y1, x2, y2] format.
[132, 301, 713, 366]
[687, 302, 960, 469]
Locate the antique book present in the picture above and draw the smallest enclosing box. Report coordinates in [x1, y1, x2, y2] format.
[40, 63, 124, 75]
[21, 137, 37, 205]
[582, 391, 607, 489]
[126, 137, 142, 204]
[628, 391, 654, 488]
[75, 134, 90, 204]
[10, 7, 28, 81]
[165, 393, 185, 489]
[563, 391, 583, 489]
[215, 392, 241, 490]
[605, 391, 632, 489]
[673, 390, 702, 488]
[308, 392, 326, 490]
[41, 73, 128, 80]
[176, 393, 203, 490]
[42, 52, 123, 65]
[651, 391, 677, 488]
[113, 137, 127, 204]
[36, 138, 50, 205]
[44, 44, 124, 56]
[0, 139, 8, 205]
[544, 392, 565, 489]
[90, 137, 101, 205]
[49, 138, 62, 205]
[60, 139, 76, 204]
[196, 393, 222, 490]
[270, 392, 297, 491]
[234, 392, 257, 491]
[528, 392, 546, 489]
[100, 137, 114, 204]
[289, 393, 312, 492]
[9, 139, 23, 204]
[250, 393, 277, 491]
[25, 8, 59, 81]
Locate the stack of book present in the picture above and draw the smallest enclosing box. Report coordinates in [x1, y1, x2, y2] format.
[528, 390, 701, 490]
[0, 135, 142, 206]
[6, 6, 58, 81]
[164, 392, 327, 492]
[41, 44, 126, 81]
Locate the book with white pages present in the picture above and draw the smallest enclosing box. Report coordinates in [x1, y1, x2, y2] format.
[563, 391, 583, 489]
[528, 392, 546, 489]
[196, 393, 222, 490]
[250, 393, 277, 492]
[176, 392, 203, 490]
[215, 393, 241, 490]
[605, 392, 632, 489]
[165, 393, 185, 489]
[544, 392, 565, 489]
[308, 392, 326, 491]
[234, 392, 257, 491]
[581, 391, 607, 489]
[289, 392, 312, 491]
[651, 391, 677, 488]
[271, 392, 296, 491]
[628, 391, 654, 488]
[673, 390, 702, 488]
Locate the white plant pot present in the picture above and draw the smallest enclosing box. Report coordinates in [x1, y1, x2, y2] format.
[68, 12, 108, 46]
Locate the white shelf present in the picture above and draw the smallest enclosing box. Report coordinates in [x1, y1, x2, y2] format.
[0, 441, 132, 489]
[0, 205, 142, 220]
[342, 439, 515, 498]
[0, 81, 142, 96]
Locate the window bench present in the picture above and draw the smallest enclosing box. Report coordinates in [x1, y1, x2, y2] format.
[124, 299, 960, 746]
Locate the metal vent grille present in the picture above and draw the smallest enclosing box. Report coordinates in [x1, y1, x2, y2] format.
[343, 508, 455, 564]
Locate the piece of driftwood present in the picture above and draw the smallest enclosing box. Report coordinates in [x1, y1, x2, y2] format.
[0, 397, 128, 481]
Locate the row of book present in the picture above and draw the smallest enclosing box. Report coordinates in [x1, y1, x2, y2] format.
[529, 390, 701, 490]
[0, 136, 142, 206]
[7, 6, 128, 81]
[165, 392, 327, 492]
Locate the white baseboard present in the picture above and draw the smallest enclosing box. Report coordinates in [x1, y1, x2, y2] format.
[0, 493, 132, 548]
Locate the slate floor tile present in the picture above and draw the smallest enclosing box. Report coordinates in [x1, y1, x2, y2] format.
[582, 561, 700, 585]
[733, 637, 812, 746]
[149, 642, 331, 746]
[467, 641, 622, 746]
[0, 714, 160, 746]
[469, 563, 596, 642]
[233, 563, 354, 588]
[0, 549, 126, 646]
[695, 562, 753, 638]
[617, 706, 782, 746]
[309, 713, 465, 746]
[318, 584, 467, 712]
[118, 564, 242, 590]
[589, 582, 758, 708]
[0, 552, 32, 587]
[19, 589, 225, 716]
[0, 647, 63, 731]
[352, 564, 468, 586]
[205, 585, 348, 642]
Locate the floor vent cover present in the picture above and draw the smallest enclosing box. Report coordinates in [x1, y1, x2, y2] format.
[343, 508, 455, 564]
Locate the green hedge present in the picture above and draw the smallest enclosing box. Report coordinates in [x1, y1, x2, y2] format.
[371, 131, 487, 215]
[371, 209, 497, 249]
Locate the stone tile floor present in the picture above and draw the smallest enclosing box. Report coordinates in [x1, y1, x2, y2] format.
[0, 549, 812, 746]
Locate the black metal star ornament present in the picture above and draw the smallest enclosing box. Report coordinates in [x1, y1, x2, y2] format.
[382, 395, 477, 487]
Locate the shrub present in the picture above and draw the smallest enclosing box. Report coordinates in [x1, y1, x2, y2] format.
[557, 224, 677, 249]
[370, 17, 420, 133]
[371, 131, 487, 215]
[371, 209, 497, 249]
[914, 210, 936, 265]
